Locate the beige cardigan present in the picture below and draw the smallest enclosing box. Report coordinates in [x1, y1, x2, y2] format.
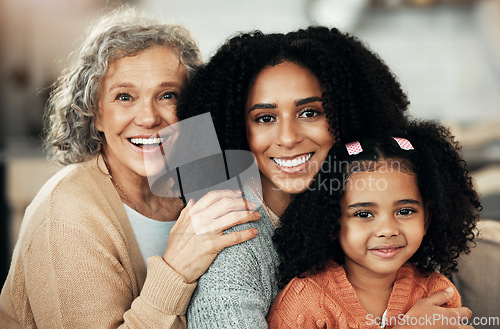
[0, 157, 195, 328]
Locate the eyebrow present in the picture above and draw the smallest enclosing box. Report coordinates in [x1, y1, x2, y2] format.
[347, 202, 375, 209]
[248, 96, 323, 112]
[346, 199, 421, 209]
[394, 199, 421, 206]
[248, 103, 276, 112]
[108, 81, 180, 92]
[295, 96, 323, 106]
[108, 83, 134, 92]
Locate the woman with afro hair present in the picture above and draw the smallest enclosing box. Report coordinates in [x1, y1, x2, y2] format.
[177, 27, 471, 328]
[268, 121, 480, 328]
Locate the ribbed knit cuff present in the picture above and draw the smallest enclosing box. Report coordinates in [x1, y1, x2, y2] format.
[141, 256, 197, 315]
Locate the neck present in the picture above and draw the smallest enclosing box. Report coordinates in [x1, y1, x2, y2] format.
[102, 153, 151, 202]
[101, 152, 182, 221]
[343, 259, 396, 317]
[343, 260, 397, 293]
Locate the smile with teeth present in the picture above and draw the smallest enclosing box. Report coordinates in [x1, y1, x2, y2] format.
[369, 245, 404, 259]
[129, 137, 166, 147]
[371, 247, 403, 253]
[272, 153, 313, 168]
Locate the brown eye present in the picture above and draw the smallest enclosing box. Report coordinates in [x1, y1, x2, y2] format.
[299, 108, 319, 118]
[256, 115, 276, 123]
[397, 208, 415, 216]
[354, 211, 373, 219]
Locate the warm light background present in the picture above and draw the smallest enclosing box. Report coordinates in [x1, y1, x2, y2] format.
[1, 0, 499, 324]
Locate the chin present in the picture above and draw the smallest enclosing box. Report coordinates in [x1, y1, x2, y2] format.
[142, 161, 168, 179]
[272, 177, 315, 195]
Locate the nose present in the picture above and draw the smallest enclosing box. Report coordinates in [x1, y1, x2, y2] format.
[135, 99, 162, 128]
[375, 217, 400, 238]
[277, 116, 303, 148]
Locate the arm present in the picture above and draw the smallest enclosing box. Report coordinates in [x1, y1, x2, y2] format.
[13, 189, 259, 328]
[186, 211, 279, 329]
[22, 220, 195, 328]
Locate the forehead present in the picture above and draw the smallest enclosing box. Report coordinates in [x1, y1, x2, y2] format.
[102, 46, 186, 85]
[247, 61, 322, 101]
[343, 169, 421, 204]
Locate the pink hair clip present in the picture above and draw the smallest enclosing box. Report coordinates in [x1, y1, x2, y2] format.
[392, 137, 414, 150]
[345, 141, 363, 155]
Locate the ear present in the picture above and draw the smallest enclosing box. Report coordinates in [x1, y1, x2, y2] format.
[330, 221, 341, 241]
[95, 109, 103, 132]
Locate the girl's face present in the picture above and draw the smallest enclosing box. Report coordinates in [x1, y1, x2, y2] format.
[338, 166, 427, 279]
[245, 61, 335, 196]
[96, 46, 186, 181]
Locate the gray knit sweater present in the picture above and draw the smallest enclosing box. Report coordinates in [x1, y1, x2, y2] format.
[186, 189, 279, 329]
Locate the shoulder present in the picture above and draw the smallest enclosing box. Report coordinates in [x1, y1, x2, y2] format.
[190, 206, 280, 315]
[425, 272, 461, 307]
[273, 277, 319, 306]
[199, 206, 278, 282]
[19, 158, 123, 247]
[410, 265, 454, 291]
[407, 264, 461, 307]
[32, 160, 114, 219]
[268, 274, 334, 328]
[272, 263, 342, 313]
[28, 159, 104, 208]
[216, 205, 277, 264]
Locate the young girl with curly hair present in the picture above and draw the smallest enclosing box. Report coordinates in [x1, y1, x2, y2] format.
[268, 121, 481, 329]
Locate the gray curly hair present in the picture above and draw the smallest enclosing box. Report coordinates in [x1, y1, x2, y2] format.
[44, 7, 203, 165]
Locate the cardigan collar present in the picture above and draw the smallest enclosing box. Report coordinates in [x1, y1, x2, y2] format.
[326, 262, 415, 328]
[85, 155, 147, 290]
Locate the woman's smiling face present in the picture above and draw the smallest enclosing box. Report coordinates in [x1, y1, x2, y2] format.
[245, 61, 335, 196]
[96, 46, 186, 180]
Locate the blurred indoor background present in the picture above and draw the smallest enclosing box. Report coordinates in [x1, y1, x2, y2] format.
[1, 0, 499, 324]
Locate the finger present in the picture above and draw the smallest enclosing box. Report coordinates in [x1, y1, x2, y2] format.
[215, 228, 258, 251]
[198, 211, 261, 234]
[216, 211, 261, 232]
[454, 307, 472, 320]
[425, 287, 455, 306]
[194, 196, 258, 221]
[190, 190, 242, 211]
[174, 198, 195, 226]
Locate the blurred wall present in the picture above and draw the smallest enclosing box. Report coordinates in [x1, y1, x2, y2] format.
[355, 2, 500, 123]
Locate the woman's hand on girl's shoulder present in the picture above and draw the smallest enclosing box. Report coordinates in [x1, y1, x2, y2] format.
[162, 189, 260, 283]
[393, 289, 474, 329]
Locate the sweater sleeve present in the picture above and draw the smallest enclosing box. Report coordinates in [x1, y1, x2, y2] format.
[20, 219, 196, 328]
[186, 218, 279, 329]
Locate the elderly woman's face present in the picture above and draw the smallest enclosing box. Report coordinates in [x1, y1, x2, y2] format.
[245, 61, 335, 196]
[96, 46, 187, 179]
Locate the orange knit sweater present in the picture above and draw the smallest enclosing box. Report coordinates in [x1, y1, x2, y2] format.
[267, 262, 460, 329]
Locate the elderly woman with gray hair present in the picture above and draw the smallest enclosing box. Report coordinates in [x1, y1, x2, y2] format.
[0, 8, 259, 328]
